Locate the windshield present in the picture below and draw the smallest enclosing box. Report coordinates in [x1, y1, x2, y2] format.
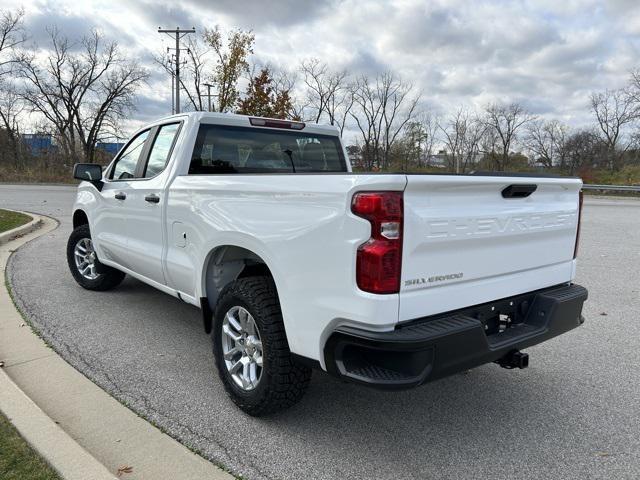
[189, 124, 347, 174]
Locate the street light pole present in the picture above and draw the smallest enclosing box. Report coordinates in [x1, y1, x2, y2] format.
[158, 26, 195, 114]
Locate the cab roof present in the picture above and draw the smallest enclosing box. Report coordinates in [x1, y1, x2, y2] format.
[153, 111, 341, 137]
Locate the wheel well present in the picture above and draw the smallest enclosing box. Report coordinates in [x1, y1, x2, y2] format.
[73, 210, 89, 229]
[202, 245, 275, 333]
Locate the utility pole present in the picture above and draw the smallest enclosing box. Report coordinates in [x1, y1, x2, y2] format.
[168, 54, 176, 114]
[203, 82, 216, 112]
[158, 26, 195, 114]
[167, 53, 187, 114]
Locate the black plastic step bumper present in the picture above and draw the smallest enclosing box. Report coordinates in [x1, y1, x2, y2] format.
[324, 284, 588, 389]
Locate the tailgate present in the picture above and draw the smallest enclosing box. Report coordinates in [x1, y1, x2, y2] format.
[399, 175, 582, 322]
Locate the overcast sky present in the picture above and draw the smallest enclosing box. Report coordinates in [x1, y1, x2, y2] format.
[5, 0, 640, 138]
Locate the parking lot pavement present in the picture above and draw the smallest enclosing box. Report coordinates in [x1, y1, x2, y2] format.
[1, 184, 639, 480]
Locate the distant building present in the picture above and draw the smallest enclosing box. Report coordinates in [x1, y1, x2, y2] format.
[96, 142, 125, 157]
[20, 134, 125, 159]
[22, 133, 55, 155]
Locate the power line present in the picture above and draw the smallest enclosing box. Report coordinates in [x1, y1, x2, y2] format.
[158, 26, 196, 114]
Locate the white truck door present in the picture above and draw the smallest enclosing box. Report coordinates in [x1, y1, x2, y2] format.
[123, 123, 181, 285]
[94, 129, 151, 269]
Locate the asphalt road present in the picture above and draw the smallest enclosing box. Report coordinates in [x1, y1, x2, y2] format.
[2, 184, 639, 480]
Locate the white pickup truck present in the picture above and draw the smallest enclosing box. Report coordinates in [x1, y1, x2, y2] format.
[68, 112, 588, 415]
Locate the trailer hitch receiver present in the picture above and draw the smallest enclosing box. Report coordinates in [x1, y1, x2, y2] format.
[496, 350, 529, 369]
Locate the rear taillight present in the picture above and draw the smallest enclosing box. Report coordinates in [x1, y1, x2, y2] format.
[351, 191, 403, 294]
[574, 190, 583, 259]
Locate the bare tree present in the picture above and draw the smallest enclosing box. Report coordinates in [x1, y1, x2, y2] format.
[439, 107, 485, 173]
[300, 58, 353, 134]
[0, 8, 25, 77]
[590, 88, 638, 170]
[563, 129, 603, 175]
[0, 9, 26, 168]
[268, 65, 302, 120]
[399, 121, 424, 171]
[439, 109, 464, 173]
[17, 28, 148, 163]
[462, 115, 487, 173]
[301, 58, 341, 122]
[401, 112, 438, 170]
[421, 112, 439, 168]
[330, 86, 355, 136]
[350, 72, 420, 170]
[276, 70, 307, 121]
[379, 73, 420, 169]
[628, 68, 640, 105]
[183, 36, 209, 111]
[525, 119, 569, 169]
[350, 76, 380, 170]
[483, 102, 534, 171]
[0, 79, 24, 166]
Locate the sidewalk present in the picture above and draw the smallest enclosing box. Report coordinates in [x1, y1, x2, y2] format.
[0, 213, 234, 480]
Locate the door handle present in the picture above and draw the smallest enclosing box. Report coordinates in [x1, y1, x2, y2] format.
[145, 194, 160, 204]
[115, 192, 126, 200]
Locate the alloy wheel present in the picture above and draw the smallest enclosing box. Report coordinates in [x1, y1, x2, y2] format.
[221, 306, 264, 391]
[73, 238, 100, 280]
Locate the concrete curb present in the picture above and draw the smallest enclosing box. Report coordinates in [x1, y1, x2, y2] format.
[0, 209, 42, 245]
[1, 212, 235, 480]
[0, 369, 117, 480]
[0, 213, 115, 479]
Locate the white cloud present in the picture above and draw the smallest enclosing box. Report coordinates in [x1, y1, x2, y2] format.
[3, 0, 638, 137]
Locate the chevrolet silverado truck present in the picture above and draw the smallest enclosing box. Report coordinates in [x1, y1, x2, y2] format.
[68, 112, 588, 416]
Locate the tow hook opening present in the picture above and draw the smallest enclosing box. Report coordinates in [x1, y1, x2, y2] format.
[496, 350, 529, 369]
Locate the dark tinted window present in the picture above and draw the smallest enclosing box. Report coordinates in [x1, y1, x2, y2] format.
[110, 130, 149, 180]
[144, 123, 180, 178]
[189, 124, 347, 174]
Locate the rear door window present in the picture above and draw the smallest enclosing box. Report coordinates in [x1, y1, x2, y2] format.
[189, 124, 347, 174]
[143, 123, 181, 178]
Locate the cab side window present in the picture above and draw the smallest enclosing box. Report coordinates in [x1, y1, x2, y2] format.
[143, 123, 181, 178]
[110, 130, 150, 180]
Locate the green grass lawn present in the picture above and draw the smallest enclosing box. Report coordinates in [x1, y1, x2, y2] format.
[0, 209, 31, 234]
[0, 411, 61, 480]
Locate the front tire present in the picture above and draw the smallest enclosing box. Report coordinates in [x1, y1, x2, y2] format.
[66, 224, 125, 291]
[212, 276, 311, 416]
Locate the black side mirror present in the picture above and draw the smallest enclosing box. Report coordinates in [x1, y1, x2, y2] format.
[73, 163, 104, 190]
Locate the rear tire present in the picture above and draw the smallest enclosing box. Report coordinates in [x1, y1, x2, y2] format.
[212, 276, 311, 416]
[66, 224, 125, 291]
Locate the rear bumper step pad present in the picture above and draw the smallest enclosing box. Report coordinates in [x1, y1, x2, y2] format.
[324, 284, 588, 389]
